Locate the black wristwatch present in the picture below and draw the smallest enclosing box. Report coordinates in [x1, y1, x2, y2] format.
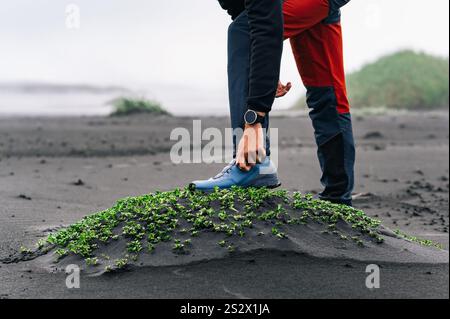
[244, 109, 265, 125]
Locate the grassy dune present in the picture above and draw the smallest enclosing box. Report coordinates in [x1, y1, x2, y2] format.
[16, 187, 442, 273]
[24, 187, 384, 271]
[109, 97, 171, 117]
[293, 50, 449, 110]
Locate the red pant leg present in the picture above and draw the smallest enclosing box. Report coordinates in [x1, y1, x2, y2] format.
[283, 1, 354, 204]
[283, 0, 350, 113]
[288, 22, 350, 114]
[283, 0, 329, 39]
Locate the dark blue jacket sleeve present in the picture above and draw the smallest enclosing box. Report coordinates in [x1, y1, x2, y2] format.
[245, 0, 283, 113]
[218, 0, 245, 20]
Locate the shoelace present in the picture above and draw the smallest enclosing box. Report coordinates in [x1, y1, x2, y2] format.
[214, 160, 236, 179]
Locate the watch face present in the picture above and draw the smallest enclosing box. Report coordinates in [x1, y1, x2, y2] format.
[245, 110, 257, 124]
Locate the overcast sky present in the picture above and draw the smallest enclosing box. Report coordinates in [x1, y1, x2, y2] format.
[0, 0, 449, 112]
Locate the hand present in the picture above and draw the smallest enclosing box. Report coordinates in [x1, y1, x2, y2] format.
[236, 123, 266, 172]
[276, 81, 292, 98]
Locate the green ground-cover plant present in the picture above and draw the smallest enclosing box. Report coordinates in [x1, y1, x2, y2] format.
[85, 257, 99, 266]
[36, 186, 439, 271]
[394, 230, 443, 249]
[109, 97, 171, 117]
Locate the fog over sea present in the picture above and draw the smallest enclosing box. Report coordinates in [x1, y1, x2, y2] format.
[0, 84, 234, 117]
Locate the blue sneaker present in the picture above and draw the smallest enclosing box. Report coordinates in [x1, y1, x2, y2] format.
[190, 158, 281, 191]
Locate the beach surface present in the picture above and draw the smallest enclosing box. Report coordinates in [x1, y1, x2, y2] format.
[0, 111, 448, 299]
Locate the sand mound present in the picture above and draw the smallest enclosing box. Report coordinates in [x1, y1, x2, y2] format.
[14, 187, 449, 275]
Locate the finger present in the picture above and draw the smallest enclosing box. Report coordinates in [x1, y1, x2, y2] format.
[246, 148, 256, 165]
[237, 159, 250, 171]
[246, 158, 256, 169]
[237, 150, 250, 171]
[276, 82, 288, 98]
[245, 153, 258, 168]
[281, 82, 292, 90]
[256, 147, 266, 164]
[285, 82, 292, 92]
[239, 161, 251, 171]
[278, 87, 290, 97]
[237, 139, 250, 171]
[277, 86, 290, 97]
[282, 83, 292, 93]
[278, 90, 290, 98]
[246, 158, 255, 169]
[236, 151, 246, 170]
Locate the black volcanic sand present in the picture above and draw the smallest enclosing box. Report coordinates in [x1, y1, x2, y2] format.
[0, 111, 449, 299]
